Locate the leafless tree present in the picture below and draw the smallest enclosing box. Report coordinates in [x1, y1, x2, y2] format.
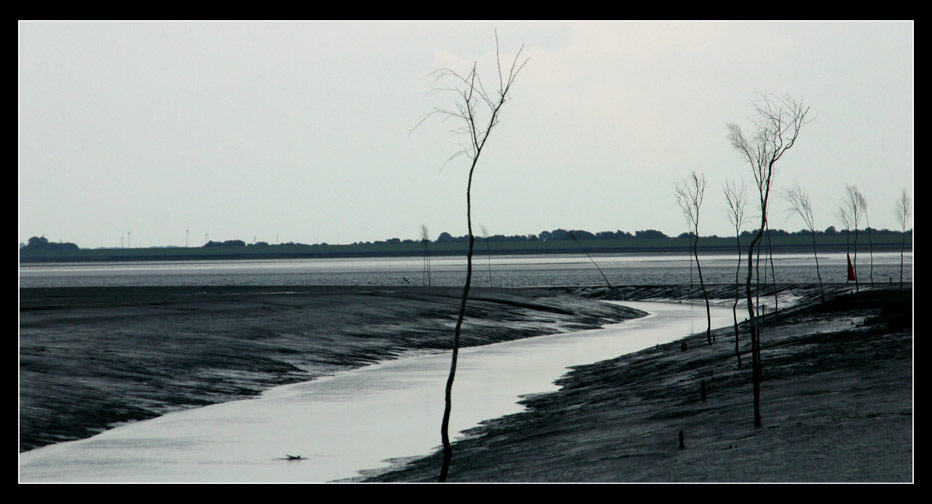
[675, 170, 712, 344]
[784, 181, 824, 302]
[421, 224, 432, 286]
[681, 212, 694, 286]
[765, 225, 778, 312]
[841, 185, 865, 292]
[480, 224, 493, 287]
[835, 206, 852, 255]
[835, 205, 855, 287]
[895, 189, 912, 288]
[724, 178, 747, 367]
[856, 189, 874, 286]
[419, 33, 527, 482]
[727, 92, 809, 428]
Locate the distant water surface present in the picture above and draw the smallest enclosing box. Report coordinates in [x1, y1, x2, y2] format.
[19, 252, 912, 288]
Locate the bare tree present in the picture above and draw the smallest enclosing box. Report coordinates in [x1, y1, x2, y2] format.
[835, 206, 852, 256]
[784, 181, 824, 302]
[841, 185, 865, 292]
[835, 205, 855, 288]
[856, 189, 874, 286]
[675, 170, 712, 344]
[727, 92, 810, 428]
[724, 178, 747, 367]
[681, 212, 694, 286]
[895, 189, 912, 288]
[480, 224, 493, 287]
[421, 224, 432, 286]
[419, 34, 528, 482]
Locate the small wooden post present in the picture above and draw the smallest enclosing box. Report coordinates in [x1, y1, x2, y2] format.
[679, 430, 685, 449]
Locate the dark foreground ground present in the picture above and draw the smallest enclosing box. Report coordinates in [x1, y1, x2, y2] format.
[365, 285, 913, 482]
[19, 285, 640, 453]
[19, 283, 912, 482]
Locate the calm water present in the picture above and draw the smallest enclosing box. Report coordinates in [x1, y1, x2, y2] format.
[19, 251, 912, 288]
[19, 301, 733, 482]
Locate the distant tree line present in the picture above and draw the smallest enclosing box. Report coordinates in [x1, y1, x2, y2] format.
[22, 226, 912, 252]
[201, 240, 314, 248]
[352, 226, 910, 246]
[21, 236, 78, 251]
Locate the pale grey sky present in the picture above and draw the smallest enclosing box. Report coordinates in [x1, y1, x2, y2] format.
[18, 21, 913, 249]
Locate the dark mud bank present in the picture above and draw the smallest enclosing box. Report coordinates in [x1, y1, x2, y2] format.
[20, 285, 640, 453]
[365, 285, 912, 482]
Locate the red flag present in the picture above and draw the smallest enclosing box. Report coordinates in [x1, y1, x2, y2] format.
[847, 254, 856, 281]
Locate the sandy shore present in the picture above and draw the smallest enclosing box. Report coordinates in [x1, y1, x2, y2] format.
[364, 285, 912, 482]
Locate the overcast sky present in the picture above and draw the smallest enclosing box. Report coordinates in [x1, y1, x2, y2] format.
[19, 21, 913, 249]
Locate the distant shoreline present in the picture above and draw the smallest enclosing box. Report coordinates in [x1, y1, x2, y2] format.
[18, 235, 912, 263]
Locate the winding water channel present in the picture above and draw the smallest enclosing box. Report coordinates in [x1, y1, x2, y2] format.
[20, 301, 735, 482]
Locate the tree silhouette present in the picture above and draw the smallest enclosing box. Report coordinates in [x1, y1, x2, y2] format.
[835, 205, 852, 283]
[675, 170, 711, 344]
[418, 33, 528, 482]
[481, 224, 493, 287]
[856, 188, 874, 286]
[727, 92, 810, 428]
[724, 178, 747, 367]
[421, 224, 432, 286]
[840, 185, 865, 292]
[895, 189, 912, 288]
[784, 181, 824, 302]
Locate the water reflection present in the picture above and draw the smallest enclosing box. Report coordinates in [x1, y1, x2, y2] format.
[19, 301, 733, 482]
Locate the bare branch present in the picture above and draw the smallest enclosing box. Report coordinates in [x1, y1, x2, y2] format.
[835, 206, 852, 232]
[723, 178, 748, 232]
[895, 189, 912, 231]
[783, 181, 816, 231]
[674, 170, 707, 235]
[842, 185, 864, 230]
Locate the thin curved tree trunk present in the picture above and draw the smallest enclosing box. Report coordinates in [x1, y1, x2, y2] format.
[486, 238, 493, 287]
[733, 233, 742, 368]
[423, 240, 432, 286]
[439, 164, 477, 482]
[755, 237, 761, 317]
[767, 227, 777, 312]
[694, 235, 711, 343]
[900, 231, 906, 288]
[811, 229, 824, 302]
[867, 225, 874, 287]
[746, 230, 764, 428]
[853, 227, 860, 292]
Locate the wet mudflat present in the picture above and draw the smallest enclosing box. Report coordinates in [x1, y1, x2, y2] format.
[19, 284, 912, 482]
[366, 287, 912, 482]
[19, 285, 639, 453]
[19, 299, 730, 482]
